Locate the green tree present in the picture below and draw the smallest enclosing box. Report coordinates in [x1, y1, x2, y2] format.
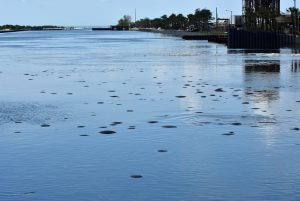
[168, 13, 177, 29]
[118, 15, 132, 27]
[161, 15, 169, 29]
[193, 9, 213, 31]
[176, 14, 188, 30]
[134, 8, 214, 31]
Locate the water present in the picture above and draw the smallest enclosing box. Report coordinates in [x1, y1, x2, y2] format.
[0, 30, 300, 201]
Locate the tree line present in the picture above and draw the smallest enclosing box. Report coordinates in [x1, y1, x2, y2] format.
[0, 25, 64, 31]
[118, 9, 214, 31]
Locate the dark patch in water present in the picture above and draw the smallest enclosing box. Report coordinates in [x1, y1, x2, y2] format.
[215, 88, 225, 92]
[148, 121, 159, 124]
[110, 122, 123, 126]
[131, 175, 143, 179]
[99, 130, 116, 135]
[200, 121, 211, 124]
[158, 150, 168, 153]
[223, 131, 235, 136]
[128, 126, 136, 130]
[24, 192, 35, 195]
[258, 122, 276, 124]
[231, 122, 242, 126]
[162, 125, 177, 128]
[176, 96, 186, 98]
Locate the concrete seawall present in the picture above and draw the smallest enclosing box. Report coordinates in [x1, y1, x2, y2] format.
[228, 29, 299, 49]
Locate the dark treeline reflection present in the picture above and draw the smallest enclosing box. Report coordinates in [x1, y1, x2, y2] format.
[227, 49, 280, 54]
[291, 60, 300, 72]
[243, 60, 280, 103]
[227, 49, 300, 73]
[244, 60, 280, 73]
[291, 48, 300, 54]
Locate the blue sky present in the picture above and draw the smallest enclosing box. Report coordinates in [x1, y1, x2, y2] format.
[0, 0, 297, 26]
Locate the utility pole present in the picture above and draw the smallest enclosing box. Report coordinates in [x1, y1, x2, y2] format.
[135, 8, 137, 23]
[216, 7, 218, 28]
[292, 0, 297, 41]
[226, 10, 233, 26]
[292, 0, 297, 35]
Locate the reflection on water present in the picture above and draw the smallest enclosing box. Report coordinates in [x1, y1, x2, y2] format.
[0, 31, 300, 201]
[291, 48, 300, 54]
[228, 49, 280, 54]
[242, 60, 282, 144]
[244, 60, 280, 73]
[292, 60, 300, 72]
[244, 88, 279, 103]
[243, 60, 280, 104]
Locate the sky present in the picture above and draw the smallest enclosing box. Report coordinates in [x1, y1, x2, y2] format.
[0, 0, 297, 26]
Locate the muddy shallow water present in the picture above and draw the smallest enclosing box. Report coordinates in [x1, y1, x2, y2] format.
[0, 30, 300, 201]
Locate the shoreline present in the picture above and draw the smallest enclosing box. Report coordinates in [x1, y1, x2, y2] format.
[137, 28, 228, 44]
[0, 29, 66, 34]
[137, 28, 226, 37]
[0, 30, 28, 33]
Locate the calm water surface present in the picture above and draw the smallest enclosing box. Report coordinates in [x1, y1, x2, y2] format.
[0, 30, 300, 201]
